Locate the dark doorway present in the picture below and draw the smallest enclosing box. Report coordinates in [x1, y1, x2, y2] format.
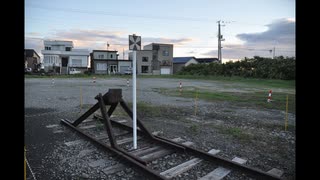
[62, 57, 68, 67]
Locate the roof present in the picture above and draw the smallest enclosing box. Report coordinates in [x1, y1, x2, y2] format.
[173, 57, 195, 64]
[147, 43, 173, 46]
[92, 50, 118, 52]
[25, 49, 40, 59]
[196, 58, 219, 63]
[44, 40, 74, 47]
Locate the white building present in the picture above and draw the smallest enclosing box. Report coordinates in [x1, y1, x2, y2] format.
[41, 40, 90, 74]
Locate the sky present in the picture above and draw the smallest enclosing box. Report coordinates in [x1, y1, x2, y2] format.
[25, 0, 295, 63]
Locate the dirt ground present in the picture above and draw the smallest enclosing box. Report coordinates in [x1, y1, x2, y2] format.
[25, 77, 295, 179]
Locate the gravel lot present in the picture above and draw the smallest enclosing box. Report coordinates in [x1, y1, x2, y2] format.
[25, 77, 295, 179]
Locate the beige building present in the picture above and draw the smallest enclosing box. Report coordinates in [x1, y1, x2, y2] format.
[129, 50, 153, 75]
[129, 43, 173, 75]
[144, 43, 173, 75]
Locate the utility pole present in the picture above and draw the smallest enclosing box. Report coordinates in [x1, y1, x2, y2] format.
[217, 21, 225, 63]
[273, 47, 275, 59]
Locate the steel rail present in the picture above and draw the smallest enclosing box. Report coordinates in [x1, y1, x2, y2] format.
[60, 118, 167, 180]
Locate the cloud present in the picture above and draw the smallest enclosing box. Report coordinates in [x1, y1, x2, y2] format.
[202, 18, 295, 59]
[25, 29, 195, 59]
[52, 29, 126, 42]
[143, 37, 194, 45]
[236, 18, 295, 46]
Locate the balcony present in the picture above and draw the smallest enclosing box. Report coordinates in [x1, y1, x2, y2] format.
[41, 49, 89, 56]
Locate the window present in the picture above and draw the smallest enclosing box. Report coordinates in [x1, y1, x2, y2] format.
[65, 47, 71, 51]
[110, 65, 117, 73]
[96, 63, 107, 70]
[110, 54, 113, 59]
[141, 66, 149, 73]
[45, 46, 51, 50]
[98, 54, 104, 59]
[142, 57, 148, 62]
[162, 50, 169, 56]
[72, 59, 82, 67]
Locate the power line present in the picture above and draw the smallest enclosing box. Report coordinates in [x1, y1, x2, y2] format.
[25, 36, 295, 55]
[25, 4, 215, 22]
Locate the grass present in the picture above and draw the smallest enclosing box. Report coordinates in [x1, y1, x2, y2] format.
[188, 124, 200, 135]
[154, 88, 295, 114]
[112, 101, 167, 118]
[211, 125, 254, 143]
[25, 74, 295, 89]
[141, 75, 295, 89]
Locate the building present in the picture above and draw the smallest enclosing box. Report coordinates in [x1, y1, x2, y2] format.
[173, 57, 198, 74]
[90, 50, 118, 74]
[41, 40, 90, 74]
[128, 50, 153, 75]
[129, 43, 173, 75]
[25, 49, 40, 70]
[90, 50, 132, 74]
[196, 57, 219, 64]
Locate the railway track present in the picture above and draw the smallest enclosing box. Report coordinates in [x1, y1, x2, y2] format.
[59, 89, 283, 180]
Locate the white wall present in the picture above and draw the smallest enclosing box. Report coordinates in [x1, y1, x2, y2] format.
[69, 55, 88, 67]
[43, 55, 61, 66]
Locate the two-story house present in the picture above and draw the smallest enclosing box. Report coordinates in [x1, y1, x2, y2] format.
[41, 40, 90, 74]
[90, 50, 132, 74]
[129, 43, 173, 75]
[25, 49, 40, 71]
[90, 50, 118, 74]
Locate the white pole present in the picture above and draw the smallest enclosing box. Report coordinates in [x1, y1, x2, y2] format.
[132, 50, 137, 149]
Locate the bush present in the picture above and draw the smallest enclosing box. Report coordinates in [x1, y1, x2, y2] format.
[178, 56, 295, 80]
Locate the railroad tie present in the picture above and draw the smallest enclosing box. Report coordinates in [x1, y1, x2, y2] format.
[267, 168, 284, 178]
[64, 140, 83, 146]
[79, 125, 97, 130]
[88, 159, 109, 168]
[117, 136, 142, 145]
[160, 149, 220, 179]
[198, 156, 247, 180]
[134, 137, 189, 162]
[102, 164, 126, 175]
[46, 124, 59, 128]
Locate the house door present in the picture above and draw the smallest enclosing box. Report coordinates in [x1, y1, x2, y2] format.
[110, 65, 117, 73]
[61, 57, 68, 74]
[62, 57, 68, 67]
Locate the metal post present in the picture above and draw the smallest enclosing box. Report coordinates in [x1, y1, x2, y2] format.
[24, 146, 26, 180]
[285, 95, 289, 131]
[133, 50, 137, 149]
[273, 47, 275, 59]
[80, 86, 83, 111]
[218, 21, 221, 62]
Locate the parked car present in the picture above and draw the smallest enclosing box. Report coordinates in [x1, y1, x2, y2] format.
[124, 68, 132, 75]
[69, 68, 81, 75]
[25, 67, 32, 74]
